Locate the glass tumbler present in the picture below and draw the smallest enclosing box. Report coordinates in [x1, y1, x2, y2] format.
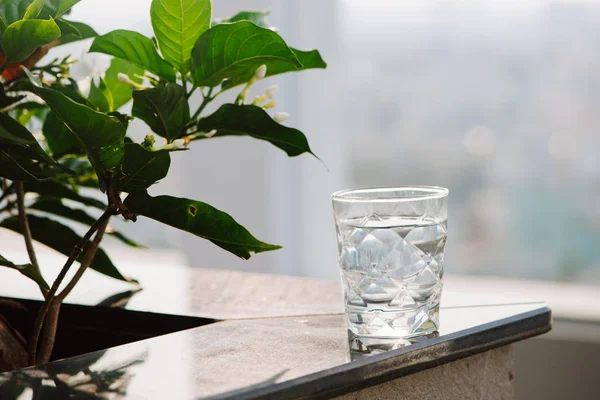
[332, 186, 449, 339]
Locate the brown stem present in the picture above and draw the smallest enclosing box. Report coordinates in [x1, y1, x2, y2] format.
[27, 207, 115, 366]
[14, 182, 48, 298]
[35, 218, 110, 364]
[57, 217, 109, 302]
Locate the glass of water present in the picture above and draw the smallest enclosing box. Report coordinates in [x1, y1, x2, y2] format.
[332, 186, 449, 340]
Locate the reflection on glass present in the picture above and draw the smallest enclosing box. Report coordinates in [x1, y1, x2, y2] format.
[0, 349, 147, 399]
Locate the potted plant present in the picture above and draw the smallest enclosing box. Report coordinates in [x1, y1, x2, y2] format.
[0, 0, 325, 373]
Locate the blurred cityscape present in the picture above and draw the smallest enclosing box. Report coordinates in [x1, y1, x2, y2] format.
[340, 1, 600, 283]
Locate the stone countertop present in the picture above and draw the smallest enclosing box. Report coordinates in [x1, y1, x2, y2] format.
[0, 265, 551, 399]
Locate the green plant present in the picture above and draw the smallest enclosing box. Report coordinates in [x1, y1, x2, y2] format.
[0, 0, 325, 370]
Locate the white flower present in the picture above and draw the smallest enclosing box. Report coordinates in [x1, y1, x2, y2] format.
[273, 112, 289, 123]
[265, 85, 278, 98]
[172, 139, 186, 148]
[254, 64, 267, 80]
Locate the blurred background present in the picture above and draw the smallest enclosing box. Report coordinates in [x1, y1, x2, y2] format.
[2, 1, 600, 399]
[37, 0, 600, 285]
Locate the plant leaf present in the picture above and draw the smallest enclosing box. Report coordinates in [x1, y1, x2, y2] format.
[24, 180, 106, 210]
[215, 10, 270, 28]
[132, 83, 189, 140]
[29, 197, 144, 247]
[2, 18, 61, 64]
[0, 215, 136, 283]
[124, 191, 281, 259]
[221, 47, 327, 91]
[42, 0, 81, 18]
[104, 58, 144, 110]
[43, 111, 84, 158]
[0, 0, 32, 26]
[0, 253, 49, 290]
[25, 68, 126, 183]
[90, 29, 176, 82]
[114, 143, 170, 192]
[196, 104, 315, 157]
[0, 113, 55, 164]
[23, 0, 45, 20]
[55, 19, 97, 45]
[190, 21, 301, 88]
[0, 150, 61, 181]
[150, 0, 211, 74]
[88, 77, 113, 113]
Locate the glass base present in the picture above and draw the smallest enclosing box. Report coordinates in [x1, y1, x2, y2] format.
[348, 330, 439, 360]
[346, 304, 439, 339]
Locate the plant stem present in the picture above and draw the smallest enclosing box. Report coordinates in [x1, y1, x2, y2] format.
[35, 218, 109, 364]
[14, 182, 47, 298]
[27, 207, 115, 366]
[191, 87, 214, 120]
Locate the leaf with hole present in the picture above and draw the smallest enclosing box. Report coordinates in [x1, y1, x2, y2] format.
[132, 83, 189, 140]
[0, 215, 136, 283]
[150, 0, 211, 74]
[124, 191, 281, 259]
[0, 253, 49, 290]
[115, 143, 171, 192]
[190, 21, 301, 88]
[196, 104, 315, 157]
[25, 68, 126, 183]
[90, 29, 176, 82]
[2, 18, 61, 64]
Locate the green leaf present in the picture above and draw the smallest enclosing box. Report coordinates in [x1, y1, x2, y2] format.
[45, 0, 81, 18]
[43, 111, 84, 158]
[0, 253, 49, 290]
[220, 47, 327, 91]
[25, 69, 126, 183]
[88, 78, 113, 113]
[23, 0, 45, 20]
[132, 83, 189, 140]
[2, 18, 61, 64]
[55, 19, 97, 45]
[0, 150, 61, 181]
[107, 111, 132, 130]
[124, 191, 281, 259]
[0, 0, 32, 26]
[216, 10, 270, 28]
[90, 30, 176, 82]
[115, 143, 170, 192]
[29, 197, 144, 247]
[0, 113, 55, 163]
[150, 0, 211, 74]
[190, 21, 300, 88]
[0, 215, 136, 283]
[196, 104, 315, 157]
[24, 180, 106, 210]
[104, 58, 144, 110]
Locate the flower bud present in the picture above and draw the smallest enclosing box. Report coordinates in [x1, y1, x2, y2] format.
[172, 139, 186, 148]
[262, 100, 277, 110]
[273, 112, 289, 123]
[254, 64, 267, 80]
[118, 73, 132, 84]
[265, 85, 278, 98]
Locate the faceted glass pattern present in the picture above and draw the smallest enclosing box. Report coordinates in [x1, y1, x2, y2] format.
[332, 187, 448, 339]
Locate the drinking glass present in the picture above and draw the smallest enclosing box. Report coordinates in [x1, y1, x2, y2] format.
[332, 186, 449, 340]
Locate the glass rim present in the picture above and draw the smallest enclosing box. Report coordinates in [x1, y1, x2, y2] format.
[332, 186, 449, 203]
